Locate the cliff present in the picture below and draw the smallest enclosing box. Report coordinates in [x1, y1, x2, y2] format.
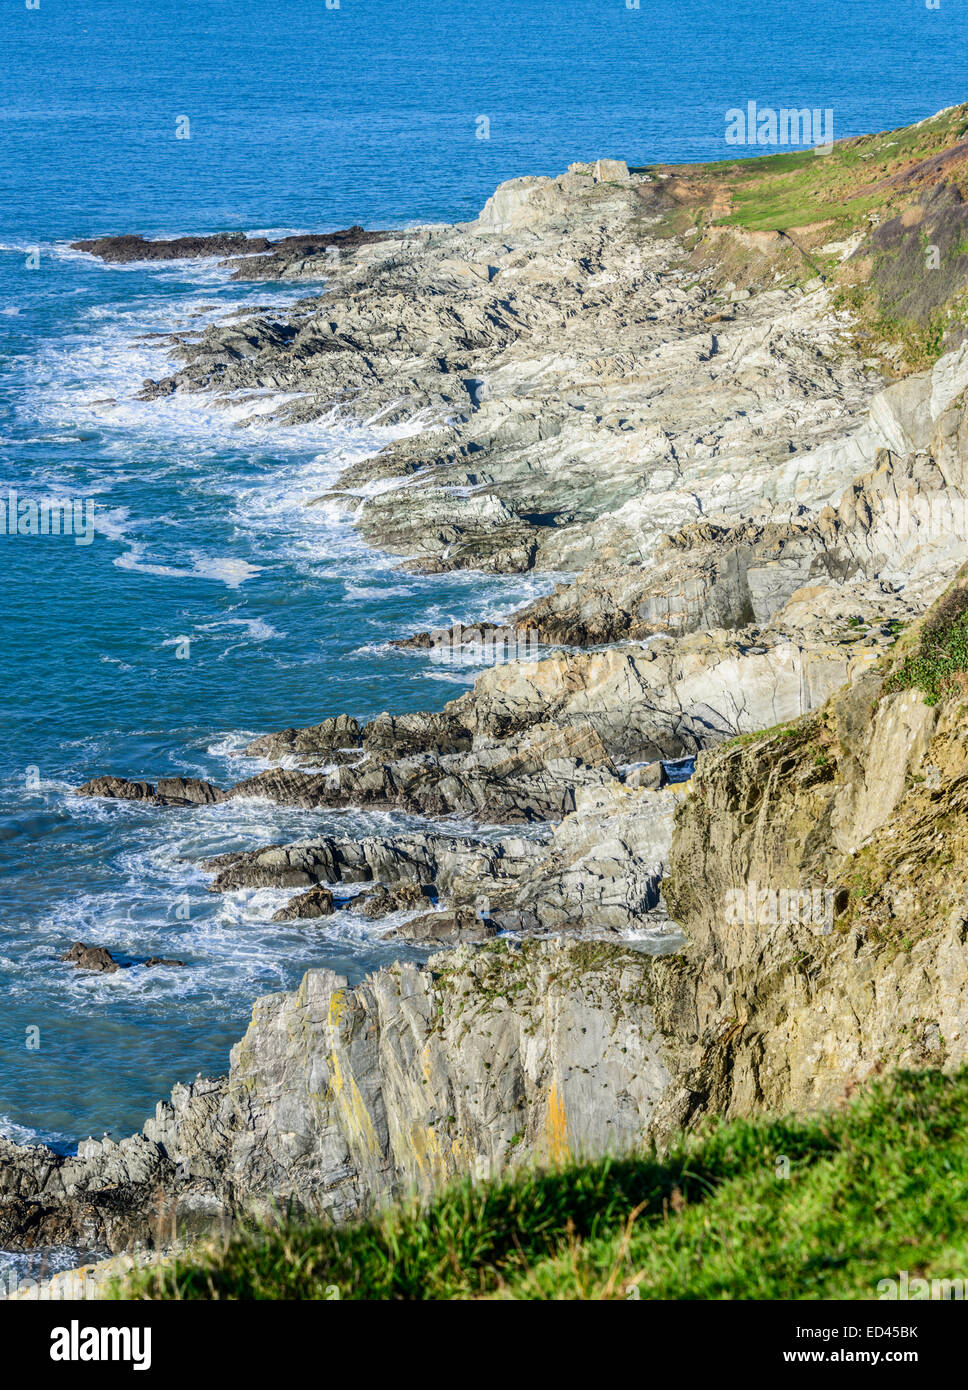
[658, 567, 968, 1127]
[8, 107, 968, 1271]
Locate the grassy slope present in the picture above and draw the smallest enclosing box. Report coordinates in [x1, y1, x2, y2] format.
[696, 106, 968, 233]
[116, 1068, 968, 1300]
[636, 103, 968, 370]
[638, 103, 968, 235]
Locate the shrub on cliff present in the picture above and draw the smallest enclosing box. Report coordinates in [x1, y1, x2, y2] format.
[885, 575, 968, 705]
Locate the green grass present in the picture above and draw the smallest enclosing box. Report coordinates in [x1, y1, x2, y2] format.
[115, 1068, 968, 1300]
[886, 583, 968, 705]
[706, 106, 968, 235]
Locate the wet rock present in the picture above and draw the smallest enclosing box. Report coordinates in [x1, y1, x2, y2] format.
[74, 776, 159, 803]
[71, 227, 388, 276]
[154, 778, 225, 806]
[244, 714, 363, 762]
[362, 711, 472, 757]
[74, 775, 224, 807]
[70, 233, 271, 262]
[143, 958, 187, 969]
[271, 886, 336, 922]
[61, 943, 120, 974]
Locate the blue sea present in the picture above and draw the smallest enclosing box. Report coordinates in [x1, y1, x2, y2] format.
[2, 0, 967, 1199]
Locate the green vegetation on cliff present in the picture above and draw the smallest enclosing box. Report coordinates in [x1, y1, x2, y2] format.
[885, 578, 968, 704]
[116, 1068, 968, 1301]
[639, 102, 968, 370]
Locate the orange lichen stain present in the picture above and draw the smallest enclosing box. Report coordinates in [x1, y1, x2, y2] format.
[544, 1080, 570, 1164]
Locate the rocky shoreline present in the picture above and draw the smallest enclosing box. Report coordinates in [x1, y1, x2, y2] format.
[8, 114, 968, 1276]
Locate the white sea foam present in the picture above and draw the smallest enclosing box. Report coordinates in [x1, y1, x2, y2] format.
[0, 1115, 73, 1148]
[113, 545, 262, 588]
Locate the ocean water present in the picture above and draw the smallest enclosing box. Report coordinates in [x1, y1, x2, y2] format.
[2, 0, 968, 1171]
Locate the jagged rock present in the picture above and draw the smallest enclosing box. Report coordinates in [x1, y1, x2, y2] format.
[226, 720, 618, 822]
[473, 175, 570, 232]
[74, 775, 224, 807]
[271, 886, 336, 922]
[71, 232, 271, 262]
[362, 710, 472, 757]
[351, 883, 433, 918]
[13, 589, 968, 1264]
[0, 941, 672, 1253]
[244, 714, 362, 761]
[143, 958, 186, 969]
[74, 777, 158, 803]
[118, 159, 891, 587]
[30, 124, 968, 1285]
[61, 943, 120, 974]
[453, 635, 880, 761]
[154, 778, 225, 806]
[205, 781, 678, 939]
[71, 227, 388, 275]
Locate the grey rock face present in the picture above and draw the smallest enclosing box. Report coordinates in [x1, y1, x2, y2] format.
[0, 942, 672, 1253]
[381, 908, 497, 945]
[123, 166, 884, 586]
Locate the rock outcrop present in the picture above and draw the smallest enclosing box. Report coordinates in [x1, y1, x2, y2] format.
[71, 226, 388, 274]
[0, 941, 671, 1253]
[203, 778, 680, 940]
[652, 568, 968, 1130]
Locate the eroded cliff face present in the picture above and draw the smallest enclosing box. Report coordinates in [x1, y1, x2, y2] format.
[658, 578, 968, 1130]
[6, 589, 968, 1260]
